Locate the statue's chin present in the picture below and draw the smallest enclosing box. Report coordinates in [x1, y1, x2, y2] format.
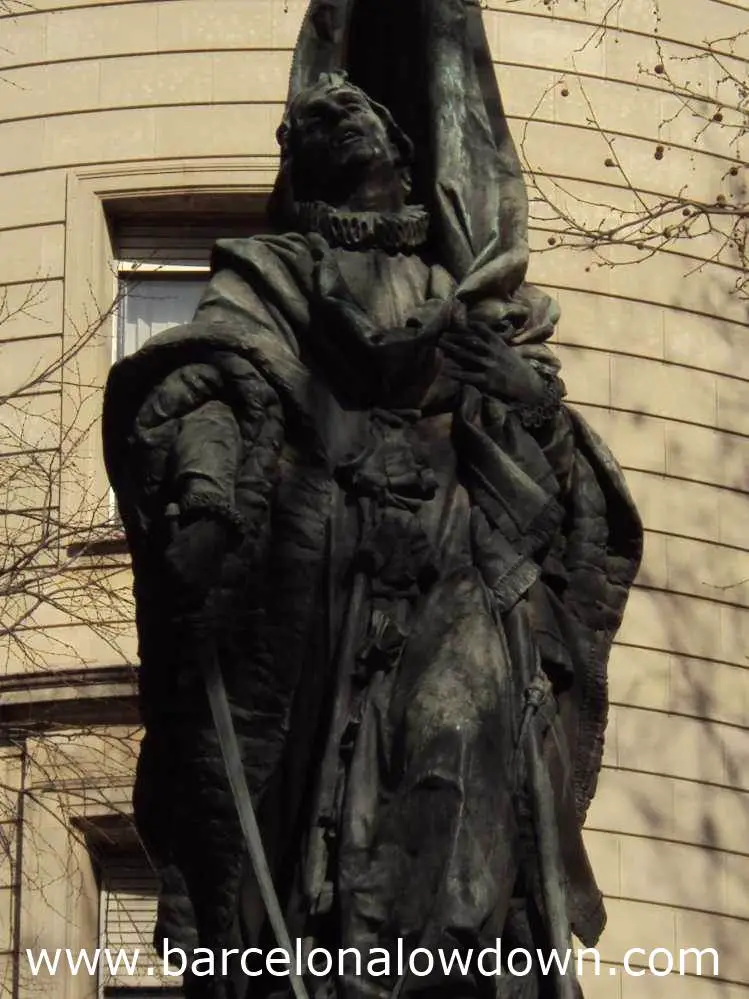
[294, 140, 395, 208]
[334, 135, 381, 164]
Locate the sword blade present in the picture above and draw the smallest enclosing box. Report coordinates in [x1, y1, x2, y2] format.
[204, 653, 311, 999]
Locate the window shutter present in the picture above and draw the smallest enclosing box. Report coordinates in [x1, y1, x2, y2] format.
[107, 191, 270, 267]
[100, 858, 179, 991]
[113, 218, 253, 267]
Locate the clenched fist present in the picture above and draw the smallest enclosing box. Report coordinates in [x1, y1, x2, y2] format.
[163, 514, 230, 609]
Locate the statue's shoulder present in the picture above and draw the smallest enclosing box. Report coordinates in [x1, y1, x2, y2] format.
[211, 231, 316, 285]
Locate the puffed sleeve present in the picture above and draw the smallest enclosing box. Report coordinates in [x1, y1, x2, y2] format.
[171, 399, 244, 532]
[116, 345, 285, 559]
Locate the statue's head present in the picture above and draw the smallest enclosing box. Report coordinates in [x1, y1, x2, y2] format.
[274, 73, 414, 211]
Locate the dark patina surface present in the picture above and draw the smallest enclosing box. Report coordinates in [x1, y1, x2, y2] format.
[103, 2, 643, 997]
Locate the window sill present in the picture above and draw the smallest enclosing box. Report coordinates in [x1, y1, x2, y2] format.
[67, 534, 130, 558]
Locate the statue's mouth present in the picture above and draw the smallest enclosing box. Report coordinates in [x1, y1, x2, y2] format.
[336, 123, 365, 147]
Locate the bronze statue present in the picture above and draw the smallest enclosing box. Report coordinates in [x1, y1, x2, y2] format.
[103, 2, 642, 998]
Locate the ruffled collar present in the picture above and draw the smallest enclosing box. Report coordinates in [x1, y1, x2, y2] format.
[292, 202, 430, 252]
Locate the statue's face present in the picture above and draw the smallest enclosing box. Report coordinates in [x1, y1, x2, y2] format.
[285, 84, 402, 204]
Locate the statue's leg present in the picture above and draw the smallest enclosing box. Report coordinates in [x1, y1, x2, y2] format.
[338, 570, 524, 999]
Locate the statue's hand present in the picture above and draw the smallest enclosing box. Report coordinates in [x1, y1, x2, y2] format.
[163, 514, 230, 608]
[440, 317, 547, 404]
[404, 298, 456, 339]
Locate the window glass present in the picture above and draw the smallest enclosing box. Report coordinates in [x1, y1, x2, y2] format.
[117, 276, 207, 358]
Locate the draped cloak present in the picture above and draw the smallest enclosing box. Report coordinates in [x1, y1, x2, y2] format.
[102, 2, 643, 997]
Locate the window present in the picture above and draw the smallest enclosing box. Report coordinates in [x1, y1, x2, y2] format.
[100, 858, 167, 992]
[107, 193, 268, 358]
[83, 815, 182, 996]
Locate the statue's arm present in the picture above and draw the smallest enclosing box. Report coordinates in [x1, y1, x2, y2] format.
[131, 351, 283, 608]
[159, 396, 243, 607]
[170, 398, 244, 532]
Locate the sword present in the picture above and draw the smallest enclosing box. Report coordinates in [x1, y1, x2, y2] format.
[204, 652, 311, 999]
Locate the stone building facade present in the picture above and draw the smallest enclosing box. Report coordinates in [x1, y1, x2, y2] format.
[0, 1, 746, 997]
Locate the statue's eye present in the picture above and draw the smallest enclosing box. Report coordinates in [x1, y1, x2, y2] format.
[303, 101, 335, 126]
